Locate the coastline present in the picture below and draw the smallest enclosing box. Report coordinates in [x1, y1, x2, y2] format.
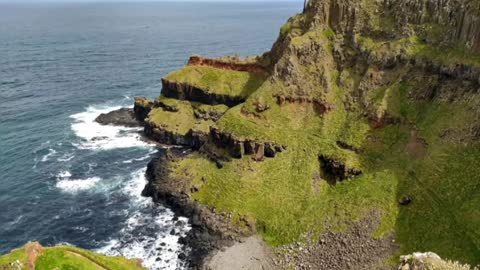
[95, 107, 262, 269]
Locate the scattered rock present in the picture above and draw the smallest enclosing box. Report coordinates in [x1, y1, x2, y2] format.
[399, 196, 412, 206]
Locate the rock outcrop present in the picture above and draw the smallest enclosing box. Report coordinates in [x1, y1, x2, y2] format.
[142, 149, 252, 267]
[188, 55, 269, 76]
[134, 97, 153, 122]
[210, 127, 286, 160]
[319, 154, 362, 184]
[398, 252, 477, 270]
[162, 79, 246, 107]
[144, 124, 207, 150]
[95, 108, 140, 127]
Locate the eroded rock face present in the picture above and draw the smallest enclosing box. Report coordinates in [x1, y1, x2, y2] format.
[142, 149, 252, 268]
[319, 154, 362, 184]
[134, 96, 153, 122]
[143, 124, 207, 150]
[387, 0, 480, 53]
[188, 55, 268, 76]
[162, 79, 246, 107]
[302, 0, 480, 53]
[210, 127, 286, 160]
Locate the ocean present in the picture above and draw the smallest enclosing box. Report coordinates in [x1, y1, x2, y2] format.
[0, 1, 301, 269]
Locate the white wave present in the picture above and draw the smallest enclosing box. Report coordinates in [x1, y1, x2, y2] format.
[56, 177, 101, 193]
[122, 155, 152, 164]
[57, 170, 72, 179]
[41, 148, 57, 162]
[70, 105, 152, 151]
[57, 153, 75, 162]
[97, 169, 191, 270]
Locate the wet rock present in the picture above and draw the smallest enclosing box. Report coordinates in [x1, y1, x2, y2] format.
[95, 108, 140, 127]
[91, 136, 109, 141]
[178, 252, 187, 260]
[175, 221, 184, 227]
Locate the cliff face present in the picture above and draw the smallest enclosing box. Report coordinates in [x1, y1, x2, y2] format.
[135, 0, 480, 268]
[298, 0, 480, 52]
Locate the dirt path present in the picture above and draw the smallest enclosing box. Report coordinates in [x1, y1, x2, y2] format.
[64, 249, 110, 270]
[204, 236, 275, 270]
[25, 243, 43, 270]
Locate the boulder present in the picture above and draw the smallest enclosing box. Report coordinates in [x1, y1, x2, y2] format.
[95, 108, 140, 127]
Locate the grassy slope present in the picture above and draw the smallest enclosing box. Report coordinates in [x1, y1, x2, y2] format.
[147, 96, 214, 135]
[145, 5, 480, 265]
[0, 243, 145, 270]
[164, 65, 266, 98]
[172, 72, 480, 265]
[160, 26, 480, 267]
[364, 81, 480, 264]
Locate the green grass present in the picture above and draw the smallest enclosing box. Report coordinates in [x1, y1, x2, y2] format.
[164, 65, 266, 99]
[0, 243, 145, 270]
[357, 34, 480, 68]
[0, 244, 29, 269]
[152, 10, 480, 266]
[279, 13, 305, 38]
[165, 61, 480, 266]
[147, 99, 214, 135]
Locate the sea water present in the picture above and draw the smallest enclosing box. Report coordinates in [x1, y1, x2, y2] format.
[0, 2, 301, 269]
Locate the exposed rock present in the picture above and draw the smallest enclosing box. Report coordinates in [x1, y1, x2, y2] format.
[134, 96, 153, 122]
[276, 211, 398, 270]
[209, 127, 285, 160]
[319, 154, 362, 184]
[194, 106, 227, 122]
[188, 55, 268, 76]
[142, 149, 252, 268]
[398, 252, 446, 270]
[399, 196, 413, 206]
[155, 98, 179, 112]
[143, 123, 207, 150]
[336, 140, 360, 153]
[162, 79, 246, 107]
[95, 108, 140, 127]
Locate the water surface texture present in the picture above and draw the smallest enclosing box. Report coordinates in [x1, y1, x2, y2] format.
[0, 2, 301, 269]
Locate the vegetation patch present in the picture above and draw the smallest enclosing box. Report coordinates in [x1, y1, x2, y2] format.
[147, 99, 213, 136]
[0, 243, 144, 270]
[163, 65, 266, 99]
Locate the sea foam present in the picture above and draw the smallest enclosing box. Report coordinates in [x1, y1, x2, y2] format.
[70, 105, 151, 151]
[56, 177, 101, 193]
[97, 169, 191, 270]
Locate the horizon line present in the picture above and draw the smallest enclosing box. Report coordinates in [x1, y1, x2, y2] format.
[0, 0, 299, 3]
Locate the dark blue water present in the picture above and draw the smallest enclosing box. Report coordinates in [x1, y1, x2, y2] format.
[0, 1, 301, 269]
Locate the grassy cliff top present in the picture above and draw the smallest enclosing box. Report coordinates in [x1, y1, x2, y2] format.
[147, 97, 213, 135]
[0, 242, 145, 270]
[164, 66, 266, 98]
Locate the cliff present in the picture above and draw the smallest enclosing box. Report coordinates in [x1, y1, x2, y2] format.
[132, 0, 480, 269]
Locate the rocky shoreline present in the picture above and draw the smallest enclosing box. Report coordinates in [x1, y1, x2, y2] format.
[95, 106, 255, 269]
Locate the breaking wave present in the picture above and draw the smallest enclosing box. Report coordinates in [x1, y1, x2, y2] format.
[70, 105, 149, 151]
[97, 169, 191, 270]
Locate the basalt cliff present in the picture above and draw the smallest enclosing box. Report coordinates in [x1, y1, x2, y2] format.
[112, 0, 480, 269]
